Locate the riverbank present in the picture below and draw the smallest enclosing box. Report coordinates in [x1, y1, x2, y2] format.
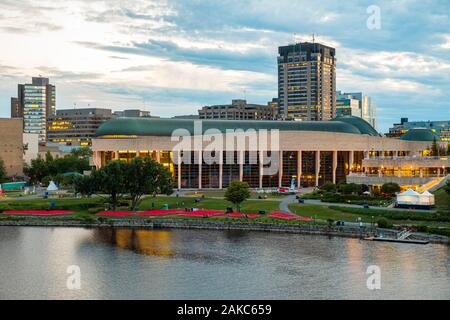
[1, 218, 448, 244]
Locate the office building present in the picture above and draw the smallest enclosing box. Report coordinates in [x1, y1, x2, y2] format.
[92, 116, 449, 191]
[336, 95, 360, 118]
[387, 118, 450, 141]
[336, 91, 377, 129]
[113, 109, 153, 118]
[10, 97, 21, 118]
[47, 108, 113, 147]
[198, 99, 275, 120]
[11, 77, 56, 143]
[277, 42, 336, 121]
[0, 118, 24, 177]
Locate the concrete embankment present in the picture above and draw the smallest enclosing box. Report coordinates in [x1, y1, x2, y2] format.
[1, 218, 448, 244]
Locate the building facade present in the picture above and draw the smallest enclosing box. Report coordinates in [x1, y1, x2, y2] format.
[113, 109, 154, 118]
[277, 42, 336, 121]
[198, 99, 275, 120]
[11, 77, 56, 143]
[387, 118, 450, 141]
[47, 108, 113, 147]
[336, 91, 377, 129]
[91, 117, 449, 191]
[336, 95, 360, 118]
[0, 118, 24, 177]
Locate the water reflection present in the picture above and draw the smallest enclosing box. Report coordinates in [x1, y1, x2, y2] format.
[90, 228, 174, 257]
[1, 227, 449, 299]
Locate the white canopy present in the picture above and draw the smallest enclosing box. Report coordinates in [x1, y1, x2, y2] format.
[397, 188, 435, 206]
[396, 188, 420, 205]
[46, 181, 59, 192]
[419, 190, 435, 206]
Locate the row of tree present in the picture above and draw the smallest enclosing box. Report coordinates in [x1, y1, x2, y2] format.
[24, 148, 92, 185]
[320, 181, 400, 196]
[74, 158, 173, 210]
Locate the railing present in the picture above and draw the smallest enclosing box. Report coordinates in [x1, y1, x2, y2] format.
[348, 173, 443, 178]
[364, 156, 449, 160]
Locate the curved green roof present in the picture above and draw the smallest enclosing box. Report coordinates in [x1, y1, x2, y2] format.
[331, 116, 379, 136]
[400, 128, 440, 141]
[95, 118, 370, 137]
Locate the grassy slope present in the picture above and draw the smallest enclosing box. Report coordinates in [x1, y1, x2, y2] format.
[433, 187, 450, 211]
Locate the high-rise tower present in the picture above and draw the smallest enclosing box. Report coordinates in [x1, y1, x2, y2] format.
[277, 42, 336, 121]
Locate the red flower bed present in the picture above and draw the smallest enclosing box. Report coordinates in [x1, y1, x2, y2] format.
[138, 209, 184, 216]
[268, 212, 313, 221]
[227, 213, 260, 218]
[96, 211, 135, 217]
[178, 209, 226, 217]
[3, 210, 73, 216]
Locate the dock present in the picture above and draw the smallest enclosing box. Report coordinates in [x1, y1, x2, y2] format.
[364, 237, 429, 245]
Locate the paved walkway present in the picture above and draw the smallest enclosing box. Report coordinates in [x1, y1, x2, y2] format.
[278, 195, 297, 214]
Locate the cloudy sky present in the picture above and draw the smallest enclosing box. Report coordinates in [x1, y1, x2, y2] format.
[0, 0, 449, 132]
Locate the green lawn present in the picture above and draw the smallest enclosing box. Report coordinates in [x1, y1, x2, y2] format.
[139, 196, 280, 213]
[289, 204, 375, 223]
[289, 203, 450, 228]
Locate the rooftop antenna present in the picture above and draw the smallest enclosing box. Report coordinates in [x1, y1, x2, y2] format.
[312, 33, 315, 44]
[73, 102, 77, 110]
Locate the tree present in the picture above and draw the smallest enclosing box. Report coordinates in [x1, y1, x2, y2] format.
[381, 182, 400, 196]
[125, 157, 173, 210]
[224, 181, 250, 212]
[23, 152, 90, 185]
[94, 161, 129, 210]
[71, 147, 92, 159]
[0, 157, 7, 183]
[74, 175, 97, 197]
[431, 138, 439, 156]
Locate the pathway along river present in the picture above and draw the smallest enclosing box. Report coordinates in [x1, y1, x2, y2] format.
[0, 226, 449, 299]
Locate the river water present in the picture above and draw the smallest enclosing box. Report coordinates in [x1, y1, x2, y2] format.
[0, 226, 449, 300]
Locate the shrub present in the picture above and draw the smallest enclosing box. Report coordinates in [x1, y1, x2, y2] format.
[377, 217, 391, 228]
[381, 182, 400, 196]
[320, 182, 336, 193]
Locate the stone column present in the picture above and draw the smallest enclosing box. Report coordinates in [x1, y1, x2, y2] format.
[198, 150, 202, 189]
[420, 168, 423, 178]
[114, 151, 119, 160]
[278, 150, 283, 188]
[297, 150, 302, 189]
[156, 151, 161, 163]
[177, 151, 181, 190]
[397, 167, 402, 177]
[239, 151, 244, 181]
[332, 150, 338, 184]
[259, 151, 263, 189]
[349, 151, 354, 174]
[315, 150, 320, 187]
[219, 152, 223, 190]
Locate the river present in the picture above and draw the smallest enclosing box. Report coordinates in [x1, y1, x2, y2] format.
[0, 226, 449, 299]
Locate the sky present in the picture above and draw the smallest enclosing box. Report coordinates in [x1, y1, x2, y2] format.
[0, 0, 449, 133]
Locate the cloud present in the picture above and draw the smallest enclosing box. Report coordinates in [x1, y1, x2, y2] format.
[0, 0, 449, 133]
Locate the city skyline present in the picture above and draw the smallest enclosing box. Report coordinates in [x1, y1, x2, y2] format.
[0, 0, 450, 132]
